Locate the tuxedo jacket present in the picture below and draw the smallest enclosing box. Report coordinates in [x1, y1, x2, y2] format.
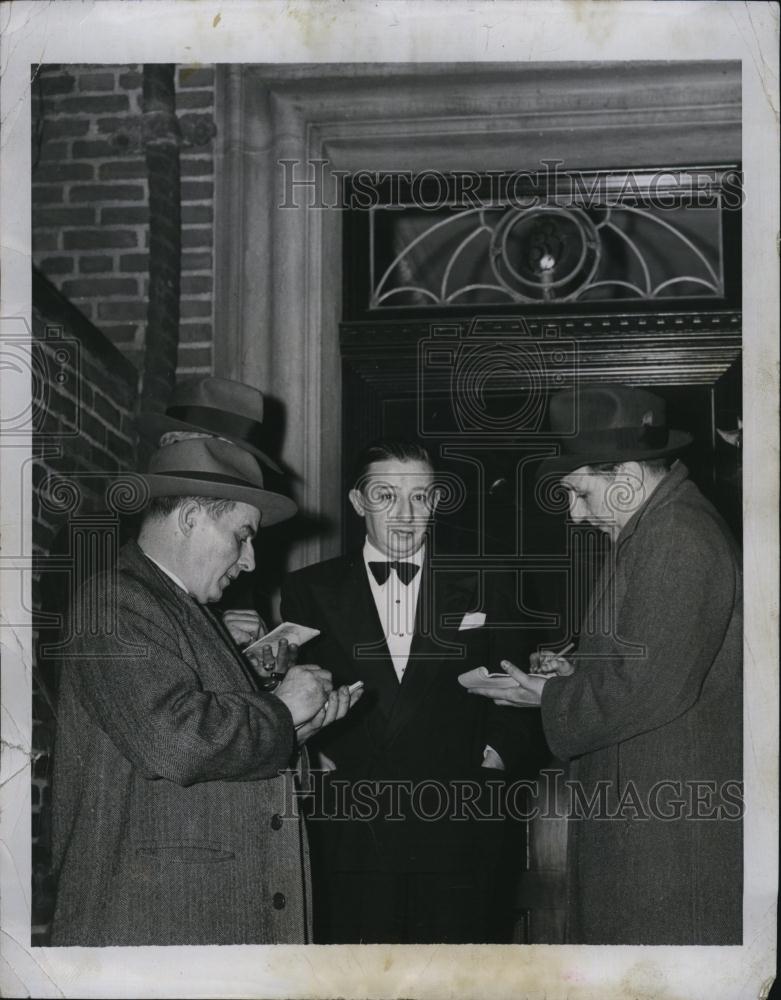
[281, 548, 543, 872]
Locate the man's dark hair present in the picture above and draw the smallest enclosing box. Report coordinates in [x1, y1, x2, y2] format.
[352, 440, 433, 491]
[144, 495, 238, 521]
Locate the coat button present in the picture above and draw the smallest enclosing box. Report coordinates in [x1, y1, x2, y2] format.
[273, 892, 286, 910]
[270, 813, 283, 830]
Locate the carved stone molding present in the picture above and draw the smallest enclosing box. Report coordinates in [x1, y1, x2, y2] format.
[213, 61, 740, 567]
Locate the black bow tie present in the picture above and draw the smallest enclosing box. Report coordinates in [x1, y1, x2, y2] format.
[368, 560, 420, 586]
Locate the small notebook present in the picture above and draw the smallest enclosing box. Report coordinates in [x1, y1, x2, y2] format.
[244, 621, 320, 657]
[457, 666, 519, 690]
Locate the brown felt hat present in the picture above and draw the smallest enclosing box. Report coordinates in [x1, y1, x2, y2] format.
[538, 384, 693, 479]
[137, 376, 282, 473]
[142, 437, 297, 526]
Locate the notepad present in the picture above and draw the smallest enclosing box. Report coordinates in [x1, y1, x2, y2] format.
[243, 621, 320, 657]
[457, 666, 519, 690]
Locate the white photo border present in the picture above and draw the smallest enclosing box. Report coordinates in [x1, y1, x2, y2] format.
[1, 2, 777, 998]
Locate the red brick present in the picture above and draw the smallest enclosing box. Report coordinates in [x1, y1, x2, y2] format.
[78, 72, 117, 93]
[176, 90, 213, 110]
[179, 322, 213, 343]
[98, 160, 147, 180]
[105, 428, 133, 457]
[119, 70, 143, 89]
[62, 277, 138, 298]
[182, 252, 212, 271]
[32, 232, 61, 251]
[70, 184, 145, 203]
[180, 299, 211, 319]
[97, 300, 147, 321]
[38, 257, 75, 276]
[177, 68, 215, 88]
[32, 185, 65, 204]
[64, 229, 138, 250]
[181, 158, 213, 178]
[35, 141, 69, 163]
[56, 94, 130, 114]
[181, 204, 213, 224]
[33, 162, 94, 183]
[33, 207, 97, 228]
[177, 345, 212, 369]
[100, 205, 149, 225]
[79, 255, 114, 274]
[101, 323, 139, 345]
[71, 139, 119, 159]
[39, 119, 90, 139]
[94, 392, 123, 426]
[181, 181, 213, 202]
[111, 132, 139, 155]
[96, 116, 135, 135]
[38, 72, 76, 96]
[181, 228, 211, 249]
[118, 253, 149, 272]
[49, 389, 77, 427]
[118, 347, 143, 370]
[181, 275, 212, 295]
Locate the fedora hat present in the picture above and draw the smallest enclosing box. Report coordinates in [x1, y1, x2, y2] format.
[142, 437, 297, 526]
[538, 384, 693, 479]
[137, 376, 282, 473]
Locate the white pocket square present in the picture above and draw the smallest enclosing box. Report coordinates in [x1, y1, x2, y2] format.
[458, 611, 486, 631]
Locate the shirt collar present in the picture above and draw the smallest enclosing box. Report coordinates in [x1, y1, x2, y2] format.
[363, 537, 425, 567]
[139, 546, 191, 594]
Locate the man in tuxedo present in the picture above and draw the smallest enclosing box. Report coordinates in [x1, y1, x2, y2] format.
[281, 440, 539, 943]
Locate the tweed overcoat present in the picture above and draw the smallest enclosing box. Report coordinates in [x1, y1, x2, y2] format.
[541, 462, 742, 944]
[50, 541, 311, 946]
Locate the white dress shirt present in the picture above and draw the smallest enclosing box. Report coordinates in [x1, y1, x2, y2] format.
[361, 538, 504, 768]
[363, 538, 424, 682]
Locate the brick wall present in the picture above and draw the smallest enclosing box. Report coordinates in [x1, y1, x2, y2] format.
[31, 268, 139, 943]
[31, 64, 216, 377]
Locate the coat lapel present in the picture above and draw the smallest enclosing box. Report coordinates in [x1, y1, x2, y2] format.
[310, 552, 401, 717]
[381, 562, 476, 744]
[126, 542, 260, 692]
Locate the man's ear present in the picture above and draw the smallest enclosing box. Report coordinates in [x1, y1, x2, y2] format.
[429, 486, 442, 511]
[177, 499, 201, 536]
[616, 461, 645, 500]
[348, 488, 366, 518]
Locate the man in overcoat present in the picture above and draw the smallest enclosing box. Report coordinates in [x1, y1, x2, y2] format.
[281, 440, 542, 944]
[50, 435, 360, 945]
[470, 384, 743, 944]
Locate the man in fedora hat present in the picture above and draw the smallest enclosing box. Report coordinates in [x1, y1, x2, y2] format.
[469, 384, 742, 945]
[137, 375, 288, 650]
[50, 436, 362, 946]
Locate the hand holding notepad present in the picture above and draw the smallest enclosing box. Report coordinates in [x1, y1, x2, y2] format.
[243, 621, 321, 658]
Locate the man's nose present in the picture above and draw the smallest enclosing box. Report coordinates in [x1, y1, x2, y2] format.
[238, 539, 255, 573]
[397, 497, 415, 521]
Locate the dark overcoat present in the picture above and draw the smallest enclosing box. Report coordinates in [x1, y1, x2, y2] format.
[540, 462, 742, 944]
[281, 551, 542, 874]
[50, 541, 311, 946]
